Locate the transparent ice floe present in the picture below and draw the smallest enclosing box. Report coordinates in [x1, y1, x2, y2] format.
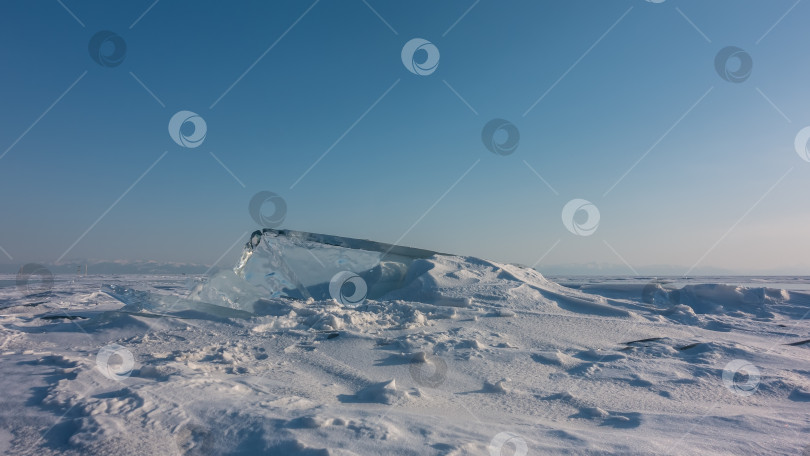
[235, 229, 440, 304]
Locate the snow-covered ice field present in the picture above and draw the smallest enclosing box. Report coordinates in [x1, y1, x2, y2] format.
[2, 255, 810, 455]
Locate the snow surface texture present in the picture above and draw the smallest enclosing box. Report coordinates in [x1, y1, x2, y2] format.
[1, 236, 810, 454]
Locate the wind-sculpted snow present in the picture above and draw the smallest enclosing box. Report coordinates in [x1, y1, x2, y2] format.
[1, 234, 810, 454]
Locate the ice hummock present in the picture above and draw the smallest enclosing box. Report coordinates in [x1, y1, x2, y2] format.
[234, 229, 443, 302]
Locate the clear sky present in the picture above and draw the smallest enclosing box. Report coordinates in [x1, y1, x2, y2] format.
[1, 0, 808, 275]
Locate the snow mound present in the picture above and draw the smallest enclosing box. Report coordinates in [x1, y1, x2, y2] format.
[98, 231, 641, 328]
[346, 379, 410, 405]
[678, 284, 792, 317]
[581, 280, 810, 323]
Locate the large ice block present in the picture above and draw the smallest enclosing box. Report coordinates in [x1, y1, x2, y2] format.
[234, 229, 441, 304]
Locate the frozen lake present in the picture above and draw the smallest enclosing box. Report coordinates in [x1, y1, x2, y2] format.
[1, 262, 809, 455]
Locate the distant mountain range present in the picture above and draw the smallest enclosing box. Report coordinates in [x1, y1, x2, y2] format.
[0, 259, 212, 275]
[0, 259, 806, 277]
[534, 262, 810, 277]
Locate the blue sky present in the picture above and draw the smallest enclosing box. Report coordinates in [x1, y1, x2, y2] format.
[1, 0, 808, 274]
